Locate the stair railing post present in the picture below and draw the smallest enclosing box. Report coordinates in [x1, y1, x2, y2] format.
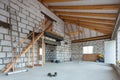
[32, 28, 35, 68]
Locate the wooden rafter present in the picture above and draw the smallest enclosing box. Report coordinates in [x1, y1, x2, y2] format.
[60, 16, 116, 25]
[46, 23, 52, 32]
[55, 11, 118, 18]
[41, 0, 78, 3]
[72, 35, 111, 43]
[49, 4, 120, 10]
[65, 21, 113, 35]
[64, 20, 114, 29]
[81, 24, 113, 34]
[78, 26, 81, 39]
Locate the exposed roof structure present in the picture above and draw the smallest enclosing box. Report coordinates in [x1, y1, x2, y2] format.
[39, 0, 120, 42]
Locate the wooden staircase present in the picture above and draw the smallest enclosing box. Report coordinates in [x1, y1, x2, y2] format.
[2, 20, 47, 73]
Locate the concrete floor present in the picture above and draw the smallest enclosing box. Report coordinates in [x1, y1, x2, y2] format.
[0, 62, 119, 80]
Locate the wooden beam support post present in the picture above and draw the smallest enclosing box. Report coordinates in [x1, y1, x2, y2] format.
[27, 49, 30, 66]
[37, 41, 40, 65]
[32, 29, 34, 68]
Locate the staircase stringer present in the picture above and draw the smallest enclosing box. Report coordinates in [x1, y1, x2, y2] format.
[2, 20, 45, 73]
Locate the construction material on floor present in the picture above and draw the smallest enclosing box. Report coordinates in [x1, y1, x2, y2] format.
[82, 54, 99, 62]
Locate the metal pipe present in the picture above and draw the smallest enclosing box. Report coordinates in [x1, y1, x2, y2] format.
[6, 69, 28, 75]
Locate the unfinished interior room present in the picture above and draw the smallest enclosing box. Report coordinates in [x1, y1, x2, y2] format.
[0, 0, 120, 80]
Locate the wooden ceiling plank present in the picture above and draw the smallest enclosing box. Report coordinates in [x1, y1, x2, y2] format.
[72, 35, 111, 43]
[41, 0, 78, 3]
[60, 16, 116, 25]
[46, 23, 52, 32]
[64, 19, 114, 29]
[49, 4, 120, 10]
[65, 21, 113, 34]
[55, 11, 118, 18]
[65, 21, 113, 32]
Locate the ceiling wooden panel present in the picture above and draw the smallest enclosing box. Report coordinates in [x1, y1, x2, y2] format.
[55, 11, 118, 18]
[38, 0, 120, 42]
[60, 16, 116, 25]
[41, 0, 78, 3]
[49, 4, 120, 10]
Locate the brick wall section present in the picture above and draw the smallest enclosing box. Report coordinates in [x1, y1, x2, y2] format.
[71, 40, 108, 60]
[0, 0, 64, 70]
[45, 45, 56, 62]
[56, 39, 71, 62]
[45, 39, 71, 62]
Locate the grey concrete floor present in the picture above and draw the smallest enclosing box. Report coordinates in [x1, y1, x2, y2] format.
[0, 62, 119, 80]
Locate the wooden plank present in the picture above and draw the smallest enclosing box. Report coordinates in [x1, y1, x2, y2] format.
[60, 16, 116, 25]
[2, 20, 46, 73]
[42, 34, 45, 65]
[79, 24, 113, 34]
[55, 11, 118, 18]
[15, 32, 34, 48]
[78, 27, 81, 39]
[82, 54, 98, 62]
[72, 35, 111, 43]
[65, 21, 113, 34]
[49, 4, 120, 10]
[32, 30, 35, 68]
[46, 23, 52, 32]
[41, 0, 78, 3]
[64, 20, 114, 29]
[37, 41, 40, 65]
[27, 49, 30, 65]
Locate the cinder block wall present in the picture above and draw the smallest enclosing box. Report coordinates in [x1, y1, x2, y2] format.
[0, 0, 64, 70]
[56, 39, 72, 62]
[45, 45, 56, 62]
[71, 40, 107, 60]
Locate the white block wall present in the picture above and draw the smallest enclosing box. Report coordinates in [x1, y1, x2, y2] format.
[56, 39, 72, 62]
[0, 0, 64, 70]
[71, 39, 108, 60]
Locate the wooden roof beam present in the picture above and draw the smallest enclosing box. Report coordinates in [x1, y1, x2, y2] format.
[60, 16, 116, 25]
[55, 11, 118, 18]
[72, 35, 111, 43]
[65, 21, 113, 34]
[64, 19, 114, 29]
[41, 0, 78, 3]
[49, 4, 120, 10]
